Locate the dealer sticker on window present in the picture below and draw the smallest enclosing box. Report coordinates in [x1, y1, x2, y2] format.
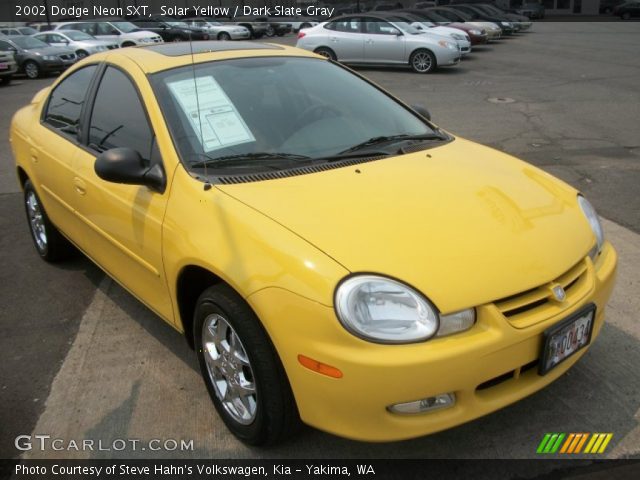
[167, 76, 255, 152]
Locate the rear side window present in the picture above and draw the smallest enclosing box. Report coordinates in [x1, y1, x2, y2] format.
[44, 65, 97, 133]
[88, 67, 153, 161]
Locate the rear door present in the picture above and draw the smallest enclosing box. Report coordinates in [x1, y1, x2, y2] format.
[324, 17, 365, 62]
[30, 65, 99, 241]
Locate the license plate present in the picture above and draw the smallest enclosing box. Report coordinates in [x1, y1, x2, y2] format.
[0, 63, 8, 70]
[539, 304, 595, 375]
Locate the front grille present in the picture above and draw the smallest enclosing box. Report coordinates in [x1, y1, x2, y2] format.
[493, 258, 591, 329]
[59, 53, 75, 61]
[106, 44, 119, 50]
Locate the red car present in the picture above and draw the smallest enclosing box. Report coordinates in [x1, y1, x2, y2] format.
[402, 9, 488, 45]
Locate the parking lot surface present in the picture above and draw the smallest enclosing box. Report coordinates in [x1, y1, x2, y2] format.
[0, 22, 639, 461]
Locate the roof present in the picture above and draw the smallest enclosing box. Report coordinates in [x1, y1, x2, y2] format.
[87, 41, 320, 74]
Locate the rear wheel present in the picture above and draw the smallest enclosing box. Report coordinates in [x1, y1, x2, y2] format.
[121, 41, 135, 47]
[23, 61, 40, 79]
[410, 49, 436, 74]
[313, 47, 336, 61]
[218, 32, 231, 41]
[265, 25, 275, 37]
[621, 12, 631, 19]
[194, 284, 300, 445]
[23, 180, 73, 262]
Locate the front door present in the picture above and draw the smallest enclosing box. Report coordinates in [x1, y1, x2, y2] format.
[71, 64, 173, 322]
[363, 19, 406, 64]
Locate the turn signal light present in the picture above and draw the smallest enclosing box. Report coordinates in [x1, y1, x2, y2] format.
[388, 393, 455, 415]
[298, 355, 342, 378]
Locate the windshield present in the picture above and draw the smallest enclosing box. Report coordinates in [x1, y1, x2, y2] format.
[168, 21, 190, 27]
[19, 27, 38, 35]
[152, 57, 436, 172]
[12, 36, 49, 49]
[111, 22, 138, 33]
[65, 30, 93, 40]
[423, 11, 451, 23]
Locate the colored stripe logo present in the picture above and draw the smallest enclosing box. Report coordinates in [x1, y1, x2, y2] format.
[537, 433, 613, 454]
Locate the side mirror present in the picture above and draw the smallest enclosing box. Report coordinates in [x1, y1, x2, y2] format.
[94, 147, 165, 192]
[411, 104, 432, 121]
[391, 28, 402, 36]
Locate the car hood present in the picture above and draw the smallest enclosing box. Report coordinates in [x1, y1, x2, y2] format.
[124, 30, 159, 39]
[217, 138, 593, 313]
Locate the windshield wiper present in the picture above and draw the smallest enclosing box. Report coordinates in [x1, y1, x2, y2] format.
[338, 133, 447, 155]
[190, 152, 312, 169]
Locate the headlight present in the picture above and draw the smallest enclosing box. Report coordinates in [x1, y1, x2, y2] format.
[43, 55, 57, 61]
[438, 40, 457, 50]
[470, 29, 482, 35]
[451, 33, 464, 41]
[501, 21, 511, 27]
[578, 195, 604, 259]
[335, 275, 477, 343]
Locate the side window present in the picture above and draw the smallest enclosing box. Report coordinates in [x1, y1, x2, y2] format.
[44, 65, 97, 133]
[97, 23, 119, 35]
[324, 21, 337, 31]
[365, 19, 398, 35]
[50, 34, 66, 43]
[0, 40, 14, 50]
[88, 67, 153, 161]
[335, 18, 362, 33]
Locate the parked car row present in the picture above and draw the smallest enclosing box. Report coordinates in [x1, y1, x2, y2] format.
[296, 4, 532, 74]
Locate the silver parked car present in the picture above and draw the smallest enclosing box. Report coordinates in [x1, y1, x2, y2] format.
[296, 15, 460, 74]
[182, 18, 251, 40]
[32, 31, 118, 59]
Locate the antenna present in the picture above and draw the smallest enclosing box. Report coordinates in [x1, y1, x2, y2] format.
[188, 28, 209, 183]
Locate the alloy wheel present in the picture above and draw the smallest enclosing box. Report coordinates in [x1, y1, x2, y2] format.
[202, 313, 258, 425]
[24, 62, 39, 79]
[412, 52, 433, 73]
[26, 190, 47, 252]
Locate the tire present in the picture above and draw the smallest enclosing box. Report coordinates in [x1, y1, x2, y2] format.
[121, 41, 135, 47]
[194, 284, 300, 445]
[621, 12, 631, 20]
[23, 61, 40, 79]
[23, 180, 73, 262]
[410, 49, 437, 74]
[265, 25, 275, 37]
[313, 47, 337, 60]
[0, 75, 12, 86]
[76, 50, 88, 59]
[217, 32, 231, 41]
[172, 36, 185, 43]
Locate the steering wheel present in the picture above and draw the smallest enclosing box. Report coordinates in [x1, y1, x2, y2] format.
[295, 104, 341, 127]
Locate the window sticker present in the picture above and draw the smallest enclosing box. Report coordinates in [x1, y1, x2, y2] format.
[167, 76, 255, 152]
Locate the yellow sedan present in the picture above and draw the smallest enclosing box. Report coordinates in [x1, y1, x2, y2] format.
[10, 42, 617, 445]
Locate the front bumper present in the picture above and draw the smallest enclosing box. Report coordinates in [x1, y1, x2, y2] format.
[248, 242, 617, 441]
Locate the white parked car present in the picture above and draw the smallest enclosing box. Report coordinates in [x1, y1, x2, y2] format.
[297, 15, 460, 74]
[182, 18, 251, 40]
[55, 20, 163, 47]
[379, 12, 472, 55]
[32, 30, 118, 59]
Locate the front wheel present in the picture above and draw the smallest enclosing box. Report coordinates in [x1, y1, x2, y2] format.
[621, 12, 631, 19]
[194, 284, 300, 445]
[410, 49, 437, 74]
[76, 50, 88, 59]
[265, 25, 275, 37]
[23, 180, 73, 262]
[23, 61, 40, 79]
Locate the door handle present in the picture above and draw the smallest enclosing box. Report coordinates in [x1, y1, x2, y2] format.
[329, 36, 338, 42]
[365, 39, 374, 44]
[73, 177, 86, 195]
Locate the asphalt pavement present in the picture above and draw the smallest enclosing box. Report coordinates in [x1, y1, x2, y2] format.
[0, 22, 639, 461]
